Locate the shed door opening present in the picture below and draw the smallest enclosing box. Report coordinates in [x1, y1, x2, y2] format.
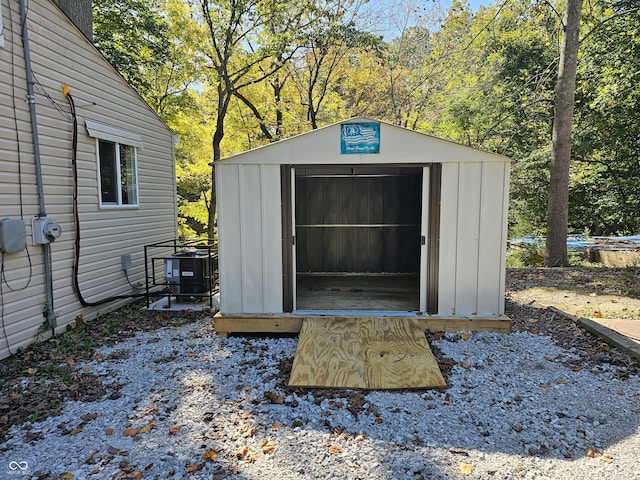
[294, 166, 422, 311]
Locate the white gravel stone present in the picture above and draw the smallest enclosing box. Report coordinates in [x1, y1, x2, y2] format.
[1, 320, 639, 479]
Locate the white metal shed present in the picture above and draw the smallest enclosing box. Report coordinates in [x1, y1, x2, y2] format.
[215, 118, 510, 331]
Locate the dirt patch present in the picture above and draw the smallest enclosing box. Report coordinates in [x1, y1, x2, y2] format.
[507, 266, 640, 320]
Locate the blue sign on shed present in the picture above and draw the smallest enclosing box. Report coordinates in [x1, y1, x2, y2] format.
[340, 122, 380, 154]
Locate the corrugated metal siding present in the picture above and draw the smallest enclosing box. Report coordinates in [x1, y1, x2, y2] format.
[217, 164, 283, 314]
[0, 0, 177, 360]
[438, 162, 509, 316]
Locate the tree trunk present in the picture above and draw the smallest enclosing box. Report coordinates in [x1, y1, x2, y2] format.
[208, 83, 228, 242]
[545, 0, 582, 266]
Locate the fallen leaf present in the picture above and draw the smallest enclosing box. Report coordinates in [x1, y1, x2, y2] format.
[261, 439, 276, 454]
[139, 420, 155, 434]
[555, 379, 566, 385]
[67, 359, 76, 366]
[593, 312, 603, 318]
[246, 450, 258, 463]
[185, 462, 205, 473]
[460, 361, 470, 370]
[105, 428, 114, 435]
[81, 413, 99, 422]
[203, 449, 218, 461]
[241, 412, 253, 419]
[355, 433, 366, 442]
[459, 463, 474, 475]
[61, 474, 75, 479]
[236, 446, 249, 458]
[169, 426, 179, 435]
[27, 367, 37, 375]
[264, 391, 284, 404]
[460, 333, 470, 340]
[586, 448, 598, 458]
[600, 453, 614, 463]
[85, 450, 98, 464]
[141, 405, 158, 415]
[70, 425, 84, 435]
[540, 383, 550, 389]
[374, 417, 383, 424]
[328, 444, 342, 454]
[123, 427, 139, 437]
[186, 352, 196, 357]
[271, 422, 279, 431]
[241, 424, 256, 437]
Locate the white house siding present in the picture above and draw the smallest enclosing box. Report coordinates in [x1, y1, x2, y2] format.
[0, 0, 177, 359]
[438, 161, 510, 316]
[216, 163, 283, 314]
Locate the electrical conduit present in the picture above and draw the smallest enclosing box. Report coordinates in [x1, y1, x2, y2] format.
[19, 0, 56, 327]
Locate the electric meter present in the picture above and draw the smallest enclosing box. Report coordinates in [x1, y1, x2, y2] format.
[32, 217, 62, 244]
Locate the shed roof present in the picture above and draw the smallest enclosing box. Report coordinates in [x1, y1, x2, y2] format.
[218, 117, 510, 165]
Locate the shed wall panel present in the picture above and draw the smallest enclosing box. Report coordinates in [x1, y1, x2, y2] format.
[438, 163, 459, 315]
[477, 162, 508, 315]
[217, 164, 243, 313]
[261, 165, 284, 313]
[217, 164, 283, 314]
[240, 166, 265, 312]
[438, 161, 508, 317]
[455, 163, 482, 315]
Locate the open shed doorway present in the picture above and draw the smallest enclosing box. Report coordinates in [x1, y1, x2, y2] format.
[293, 166, 423, 312]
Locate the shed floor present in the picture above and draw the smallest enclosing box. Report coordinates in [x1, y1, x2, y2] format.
[296, 274, 420, 312]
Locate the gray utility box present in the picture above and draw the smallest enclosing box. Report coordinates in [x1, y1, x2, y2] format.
[164, 251, 211, 295]
[0, 218, 26, 253]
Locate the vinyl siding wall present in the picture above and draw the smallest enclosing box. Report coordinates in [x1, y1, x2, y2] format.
[0, 0, 177, 359]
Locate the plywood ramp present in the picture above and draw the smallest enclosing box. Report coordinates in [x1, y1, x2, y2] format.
[289, 317, 446, 389]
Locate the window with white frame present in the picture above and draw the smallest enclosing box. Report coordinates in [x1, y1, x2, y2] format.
[98, 140, 138, 206]
[85, 120, 142, 207]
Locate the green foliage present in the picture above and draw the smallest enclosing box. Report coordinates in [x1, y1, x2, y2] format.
[572, 0, 640, 235]
[91, 0, 640, 238]
[93, 0, 171, 97]
[506, 242, 545, 268]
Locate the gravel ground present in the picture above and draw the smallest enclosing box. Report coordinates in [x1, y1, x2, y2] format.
[1, 307, 639, 480]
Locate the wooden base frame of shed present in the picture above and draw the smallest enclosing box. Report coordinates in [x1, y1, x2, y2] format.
[213, 313, 511, 337]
